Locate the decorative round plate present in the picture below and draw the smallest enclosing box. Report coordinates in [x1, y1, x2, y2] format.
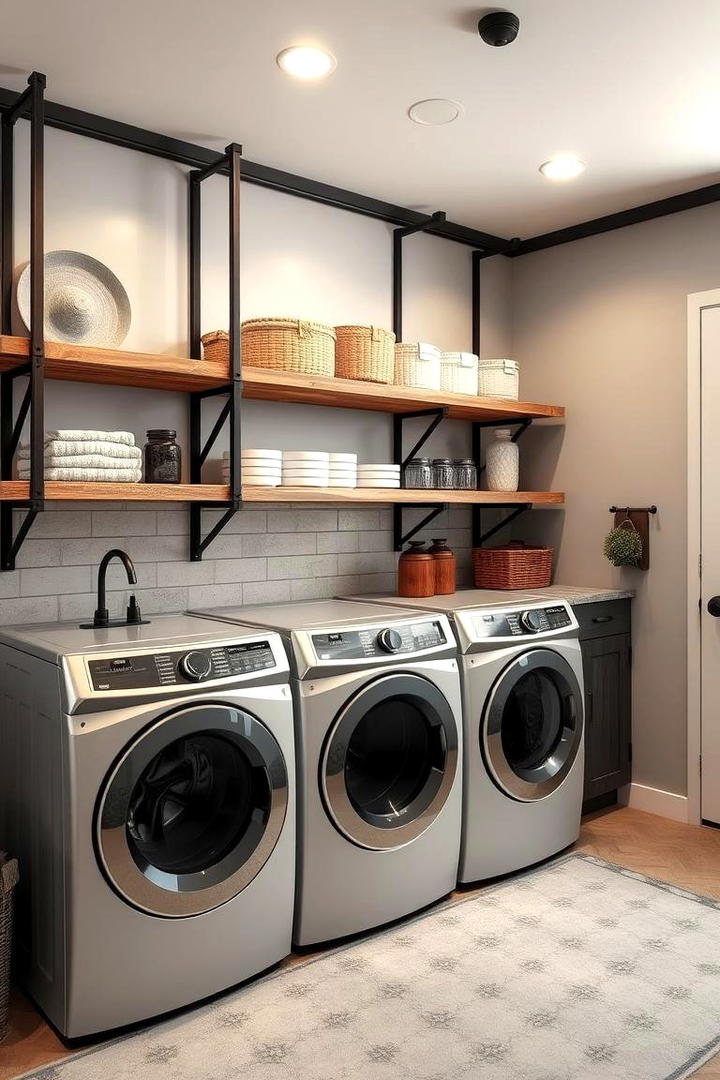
[17, 250, 131, 348]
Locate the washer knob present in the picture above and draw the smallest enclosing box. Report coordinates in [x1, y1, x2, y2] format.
[179, 650, 213, 681]
[521, 610, 544, 633]
[377, 627, 403, 653]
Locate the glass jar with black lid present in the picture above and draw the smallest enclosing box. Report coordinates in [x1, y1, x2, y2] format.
[432, 458, 455, 489]
[144, 429, 182, 484]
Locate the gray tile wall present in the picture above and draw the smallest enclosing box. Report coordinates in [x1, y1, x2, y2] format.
[0, 503, 473, 624]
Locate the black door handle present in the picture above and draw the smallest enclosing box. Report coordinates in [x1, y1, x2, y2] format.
[708, 596, 720, 617]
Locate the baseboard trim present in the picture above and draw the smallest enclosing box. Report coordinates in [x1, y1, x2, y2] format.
[618, 782, 689, 823]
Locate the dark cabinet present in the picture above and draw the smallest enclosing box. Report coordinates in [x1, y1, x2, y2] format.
[575, 600, 632, 812]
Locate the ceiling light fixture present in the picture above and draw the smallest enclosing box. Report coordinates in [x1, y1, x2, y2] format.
[408, 99, 464, 126]
[539, 155, 586, 181]
[276, 45, 336, 80]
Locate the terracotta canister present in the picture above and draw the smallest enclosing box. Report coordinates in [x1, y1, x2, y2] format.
[428, 538, 456, 595]
[398, 541, 435, 597]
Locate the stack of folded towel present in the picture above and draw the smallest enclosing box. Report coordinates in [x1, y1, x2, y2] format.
[18, 430, 143, 482]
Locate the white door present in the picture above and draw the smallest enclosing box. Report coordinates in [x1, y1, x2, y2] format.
[699, 300, 720, 824]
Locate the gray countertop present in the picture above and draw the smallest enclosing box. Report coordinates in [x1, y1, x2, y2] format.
[523, 585, 634, 606]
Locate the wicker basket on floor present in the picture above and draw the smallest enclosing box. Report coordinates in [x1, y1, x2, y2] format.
[202, 318, 336, 378]
[334, 325, 395, 383]
[0, 853, 19, 1043]
[472, 543, 553, 590]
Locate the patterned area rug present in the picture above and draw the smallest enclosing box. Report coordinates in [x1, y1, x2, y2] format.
[21, 854, 720, 1080]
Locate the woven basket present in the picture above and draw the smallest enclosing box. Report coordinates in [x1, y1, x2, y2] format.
[472, 543, 553, 590]
[478, 358, 519, 400]
[395, 343, 441, 391]
[202, 319, 336, 378]
[440, 351, 479, 395]
[0, 854, 19, 1044]
[334, 325, 395, 384]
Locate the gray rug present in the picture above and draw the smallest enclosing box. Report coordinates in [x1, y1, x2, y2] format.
[21, 854, 720, 1080]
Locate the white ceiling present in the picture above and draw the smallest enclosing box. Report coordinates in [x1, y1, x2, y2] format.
[3, 0, 720, 239]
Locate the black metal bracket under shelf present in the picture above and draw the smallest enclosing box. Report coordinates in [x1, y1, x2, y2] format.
[393, 503, 448, 552]
[188, 142, 243, 561]
[471, 418, 534, 548]
[392, 407, 449, 552]
[0, 72, 45, 571]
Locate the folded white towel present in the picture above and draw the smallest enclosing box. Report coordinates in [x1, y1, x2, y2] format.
[18, 466, 143, 482]
[43, 429, 136, 446]
[18, 441, 142, 461]
[19, 453, 141, 470]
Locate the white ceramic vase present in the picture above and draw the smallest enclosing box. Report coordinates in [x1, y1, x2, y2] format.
[486, 428, 519, 491]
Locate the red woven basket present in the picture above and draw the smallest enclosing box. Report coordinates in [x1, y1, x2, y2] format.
[472, 542, 553, 590]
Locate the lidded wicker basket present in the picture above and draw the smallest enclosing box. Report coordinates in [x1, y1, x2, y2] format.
[472, 542, 553, 590]
[334, 325, 395, 384]
[202, 318, 336, 378]
[440, 351, 479, 395]
[395, 342, 442, 391]
[478, 357, 519, 400]
[0, 853, 19, 1044]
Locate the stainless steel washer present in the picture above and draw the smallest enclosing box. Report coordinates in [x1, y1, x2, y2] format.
[0, 615, 296, 1037]
[190, 600, 463, 945]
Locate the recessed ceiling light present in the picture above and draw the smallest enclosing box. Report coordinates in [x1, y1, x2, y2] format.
[539, 155, 586, 181]
[276, 45, 336, 80]
[408, 99, 464, 126]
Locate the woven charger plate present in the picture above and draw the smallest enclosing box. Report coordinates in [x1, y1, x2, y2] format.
[17, 250, 131, 348]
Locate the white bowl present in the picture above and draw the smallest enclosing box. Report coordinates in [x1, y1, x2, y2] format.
[281, 471, 330, 481]
[242, 477, 282, 487]
[327, 477, 358, 488]
[356, 472, 402, 480]
[281, 476, 330, 487]
[328, 473, 358, 481]
[357, 479, 401, 488]
[282, 450, 330, 462]
[240, 468, 282, 479]
[358, 463, 400, 471]
[239, 459, 283, 471]
[329, 453, 357, 464]
[233, 448, 282, 460]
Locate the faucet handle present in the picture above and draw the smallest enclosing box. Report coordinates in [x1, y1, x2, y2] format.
[126, 594, 143, 626]
[92, 606, 109, 629]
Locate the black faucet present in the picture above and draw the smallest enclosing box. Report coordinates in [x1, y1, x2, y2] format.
[92, 549, 142, 628]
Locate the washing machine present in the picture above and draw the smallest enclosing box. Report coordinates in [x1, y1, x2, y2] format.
[0, 614, 295, 1037]
[340, 591, 585, 882]
[189, 600, 463, 945]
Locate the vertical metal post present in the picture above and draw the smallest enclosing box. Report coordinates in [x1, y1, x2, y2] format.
[28, 72, 45, 509]
[1, 116, 13, 335]
[471, 421, 482, 548]
[392, 228, 403, 340]
[472, 249, 481, 358]
[188, 171, 202, 557]
[227, 143, 242, 510]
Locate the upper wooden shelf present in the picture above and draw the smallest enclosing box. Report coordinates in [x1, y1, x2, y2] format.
[0, 337, 564, 422]
[0, 482, 564, 506]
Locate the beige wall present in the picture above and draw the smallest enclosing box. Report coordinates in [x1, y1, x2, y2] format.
[512, 202, 720, 798]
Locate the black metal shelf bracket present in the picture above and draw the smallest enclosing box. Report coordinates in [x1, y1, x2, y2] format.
[393, 503, 448, 552]
[188, 142, 243, 561]
[471, 417, 535, 548]
[475, 504, 531, 547]
[392, 407, 449, 551]
[0, 71, 46, 571]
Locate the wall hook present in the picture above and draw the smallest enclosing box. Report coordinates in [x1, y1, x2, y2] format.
[608, 505, 658, 570]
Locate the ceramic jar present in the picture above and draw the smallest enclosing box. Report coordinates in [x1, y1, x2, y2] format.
[428, 538, 456, 595]
[144, 429, 181, 483]
[485, 428, 519, 491]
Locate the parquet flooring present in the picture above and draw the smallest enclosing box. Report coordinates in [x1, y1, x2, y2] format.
[2, 805, 720, 1079]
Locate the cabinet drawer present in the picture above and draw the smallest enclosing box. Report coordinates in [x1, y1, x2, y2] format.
[574, 599, 631, 640]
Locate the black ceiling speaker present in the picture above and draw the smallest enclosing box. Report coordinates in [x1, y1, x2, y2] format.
[478, 10, 520, 46]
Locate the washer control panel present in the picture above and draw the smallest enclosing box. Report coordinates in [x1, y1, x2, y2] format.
[312, 619, 446, 661]
[473, 603, 573, 640]
[88, 639, 276, 691]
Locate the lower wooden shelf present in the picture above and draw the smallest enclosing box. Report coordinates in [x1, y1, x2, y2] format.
[0, 483, 565, 505]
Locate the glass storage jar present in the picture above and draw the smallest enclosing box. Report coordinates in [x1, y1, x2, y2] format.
[432, 458, 455, 489]
[453, 459, 477, 490]
[405, 457, 434, 489]
[144, 429, 182, 484]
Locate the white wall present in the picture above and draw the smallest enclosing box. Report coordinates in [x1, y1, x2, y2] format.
[512, 201, 720, 799]
[0, 124, 512, 622]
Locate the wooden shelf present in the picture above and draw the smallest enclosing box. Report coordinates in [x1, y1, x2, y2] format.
[0, 482, 564, 506]
[0, 336, 229, 392]
[0, 337, 564, 422]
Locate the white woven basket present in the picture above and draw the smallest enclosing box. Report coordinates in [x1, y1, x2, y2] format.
[394, 342, 441, 391]
[478, 358, 519, 400]
[440, 351, 479, 395]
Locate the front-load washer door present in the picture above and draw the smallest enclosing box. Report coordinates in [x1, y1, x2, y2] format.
[96, 704, 288, 917]
[482, 649, 583, 802]
[320, 673, 459, 851]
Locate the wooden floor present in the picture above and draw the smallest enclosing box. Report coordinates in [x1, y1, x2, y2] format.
[3, 805, 720, 1079]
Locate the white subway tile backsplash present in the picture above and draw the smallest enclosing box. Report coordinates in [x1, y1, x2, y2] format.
[267, 554, 338, 581]
[214, 558, 267, 584]
[20, 565, 92, 597]
[186, 584, 244, 610]
[156, 561, 214, 587]
[3, 596, 59, 624]
[156, 510, 189, 536]
[337, 551, 396, 576]
[16, 540, 62, 568]
[205, 509, 267, 534]
[242, 580, 292, 605]
[104, 562, 157, 590]
[92, 511, 157, 537]
[267, 510, 338, 533]
[59, 591, 123, 622]
[124, 535, 188, 563]
[317, 531, 359, 554]
[18, 511, 92, 538]
[357, 531, 394, 553]
[0, 572, 20, 599]
[338, 509, 382, 532]
[242, 533, 316, 558]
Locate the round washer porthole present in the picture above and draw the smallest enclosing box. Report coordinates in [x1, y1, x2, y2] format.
[320, 674, 459, 850]
[96, 703, 288, 917]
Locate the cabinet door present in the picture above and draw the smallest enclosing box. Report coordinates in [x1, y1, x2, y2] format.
[582, 633, 631, 802]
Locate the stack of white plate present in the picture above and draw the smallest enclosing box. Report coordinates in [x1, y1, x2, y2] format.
[356, 463, 401, 489]
[224, 449, 282, 486]
[282, 450, 330, 487]
[328, 452, 358, 488]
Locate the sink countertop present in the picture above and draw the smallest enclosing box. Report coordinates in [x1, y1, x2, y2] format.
[524, 585, 635, 606]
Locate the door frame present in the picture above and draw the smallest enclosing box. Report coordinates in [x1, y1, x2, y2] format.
[687, 288, 720, 826]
